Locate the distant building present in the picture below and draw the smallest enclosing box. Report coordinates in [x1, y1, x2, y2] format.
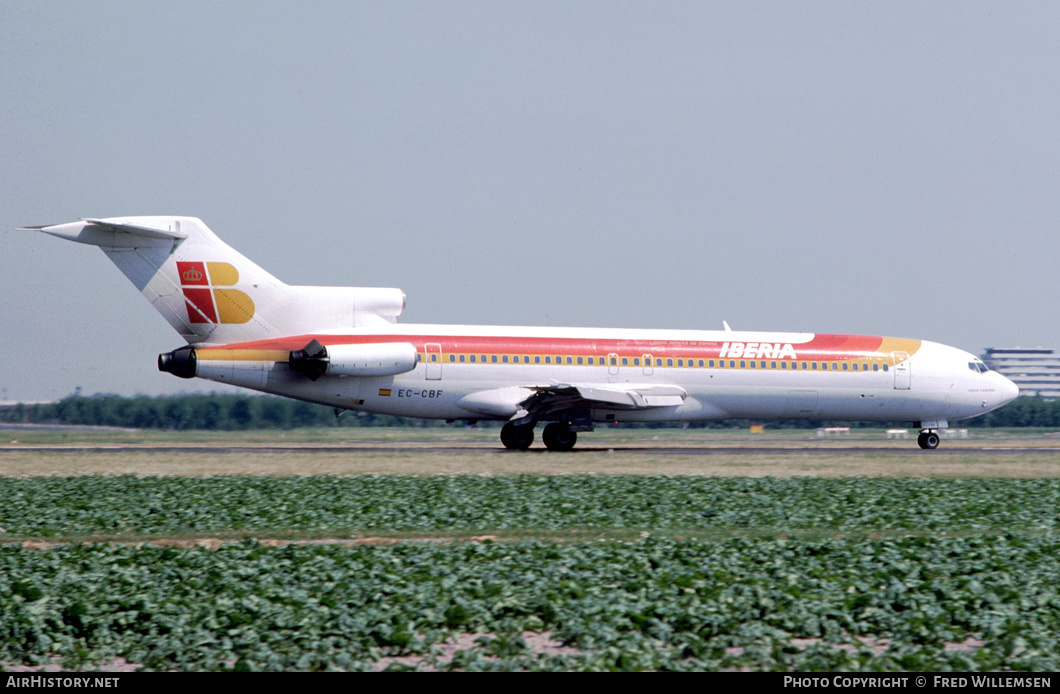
[981, 347, 1060, 400]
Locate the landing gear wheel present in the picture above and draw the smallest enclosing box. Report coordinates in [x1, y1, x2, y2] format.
[917, 431, 940, 449]
[500, 422, 534, 450]
[542, 423, 577, 452]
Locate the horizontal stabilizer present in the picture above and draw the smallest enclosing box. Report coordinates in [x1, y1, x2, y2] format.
[23, 217, 188, 248]
[82, 218, 189, 241]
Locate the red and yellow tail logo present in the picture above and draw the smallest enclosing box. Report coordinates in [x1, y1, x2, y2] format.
[177, 261, 255, 324]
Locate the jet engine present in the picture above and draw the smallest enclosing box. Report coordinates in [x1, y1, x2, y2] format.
[158, 346, 197, 379]
[289, 339, 418, 380]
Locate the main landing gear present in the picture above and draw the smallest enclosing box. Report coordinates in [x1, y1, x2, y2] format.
[917, 430, 941, 450]
[500, 421, 534, 450]
[500, 421, 578, 452]
[542, 422, 577, 452]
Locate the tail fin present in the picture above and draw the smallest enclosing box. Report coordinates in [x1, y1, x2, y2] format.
[28, 216, 405, 345]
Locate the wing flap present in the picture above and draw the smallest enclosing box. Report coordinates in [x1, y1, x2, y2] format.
[509, 382, 687, 423]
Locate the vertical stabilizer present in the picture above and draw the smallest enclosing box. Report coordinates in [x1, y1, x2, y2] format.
[31, 217, 286, 344]
[29, 216, 405, 345]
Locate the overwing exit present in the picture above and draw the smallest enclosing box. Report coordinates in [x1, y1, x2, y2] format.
[27, 217, 1019, 450]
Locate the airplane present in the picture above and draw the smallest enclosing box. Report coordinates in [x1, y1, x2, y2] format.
[25, 216, 1019, 450]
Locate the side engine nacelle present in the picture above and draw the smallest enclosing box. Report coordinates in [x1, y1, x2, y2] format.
[288, 340, 418, 380]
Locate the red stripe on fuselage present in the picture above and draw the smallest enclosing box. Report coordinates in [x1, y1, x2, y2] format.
[195, 333, 892, 361]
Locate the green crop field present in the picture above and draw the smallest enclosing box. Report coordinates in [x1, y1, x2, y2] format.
[2, 428, 1059, 671]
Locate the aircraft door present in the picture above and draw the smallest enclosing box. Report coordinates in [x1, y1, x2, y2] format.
[891, 351, 910, 390]
[608, 352, 620, 382]
[643, 354, 654, 376]
[425, 343, 442, 380]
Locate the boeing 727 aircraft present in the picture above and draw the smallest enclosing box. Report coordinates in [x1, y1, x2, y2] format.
[27, 216, 1019, 450]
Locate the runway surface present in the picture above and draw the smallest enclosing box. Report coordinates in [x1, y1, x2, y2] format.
[3, 443, 1059, 455]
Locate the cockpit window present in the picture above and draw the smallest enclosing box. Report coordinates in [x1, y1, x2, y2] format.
[968, 360, 990, 374]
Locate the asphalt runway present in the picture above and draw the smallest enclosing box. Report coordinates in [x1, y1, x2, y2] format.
[4, 444, 1059, 455]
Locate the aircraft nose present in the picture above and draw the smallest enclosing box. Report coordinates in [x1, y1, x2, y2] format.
[999, 374, 1020, 405]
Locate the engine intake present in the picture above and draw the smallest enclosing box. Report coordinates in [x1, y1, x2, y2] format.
[158, 346, 197, 379]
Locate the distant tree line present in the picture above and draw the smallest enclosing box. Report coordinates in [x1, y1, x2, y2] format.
[0, 393, 1056, 431]
[0, 394, 449, 430]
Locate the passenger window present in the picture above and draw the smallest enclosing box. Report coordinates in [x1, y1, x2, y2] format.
[873, 363, 879, 371]
[832, 363, 838, 370]
[535, 356, 541, 364]
[502, 355, 509, 363]
[633, 357, 640, 366]
[611, 356, 618, 366]
[492, 355, 498, 363]
[791, 362, 798, 370]
[622, 357, 629, 366]
[709, 359, 715, 367]
[470, 354, 476, 363]
[656, 358, 663, 366]
[843, 363, 849, 371]
[882, 363, 888, 371]
[781, 362, 787, 369]
[771, 361, 777, 369]
[699, 359, 705, 367]
[577, 356, 583, 365]
[667, 358, 674, 367]
[566, 356, 572, 365]
[852, 363, 858, 371]
[729, 360, 735, 368]
[749, 360, 756, 369]
[460, 354, 466, 363]
[449, 354, 455, 363]
[545, 356, 551, 364]
[811, 362, 818, 370]
[802, 362, 808, 370]
[739, 360, 746, 368]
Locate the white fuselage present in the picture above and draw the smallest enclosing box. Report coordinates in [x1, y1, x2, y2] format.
[193, 324, 1019, 427]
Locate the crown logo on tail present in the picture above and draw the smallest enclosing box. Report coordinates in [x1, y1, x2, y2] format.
[181, 267, 204, 283]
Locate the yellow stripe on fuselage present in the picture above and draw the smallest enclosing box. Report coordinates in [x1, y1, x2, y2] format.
[196, 349, 290, 362]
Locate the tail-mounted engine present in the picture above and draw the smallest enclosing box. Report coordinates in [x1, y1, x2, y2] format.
[289, 339, 418, 380]
[158, 346, 197, 379]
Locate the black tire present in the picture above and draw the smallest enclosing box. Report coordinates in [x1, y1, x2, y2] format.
[918, 431, 940, 450]
[542, 422, 577, 452]
[501, 422, 534, 450]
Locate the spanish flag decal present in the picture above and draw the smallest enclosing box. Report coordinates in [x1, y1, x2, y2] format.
[378, 388, 392, 397]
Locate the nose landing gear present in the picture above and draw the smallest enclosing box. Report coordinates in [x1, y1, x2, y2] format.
[917, 430, 940, 449]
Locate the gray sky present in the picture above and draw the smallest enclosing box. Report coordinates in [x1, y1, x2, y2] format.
[2, 1, 1058, 402]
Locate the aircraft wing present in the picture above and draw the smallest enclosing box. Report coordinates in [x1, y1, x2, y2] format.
[523, 383, 687, 411]
[456, 382, 686, 420]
